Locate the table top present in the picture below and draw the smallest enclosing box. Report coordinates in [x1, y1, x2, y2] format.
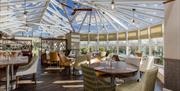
[90, 61, 138, 76]
[0, 56, 28, 65]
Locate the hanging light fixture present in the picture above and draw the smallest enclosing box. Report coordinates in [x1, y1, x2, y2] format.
[111, 0, 115, 10]
[131, 8, 136, 24]
[24, 0, 29, 33]
[24, 0, 27, 20]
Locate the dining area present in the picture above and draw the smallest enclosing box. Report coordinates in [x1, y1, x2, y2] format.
[0, 49, 159, 91]
[76, 51, 159, 91]
[39, 48, 160, 91]
[0, 49, 39, 91]
[1, 0, 180, 91]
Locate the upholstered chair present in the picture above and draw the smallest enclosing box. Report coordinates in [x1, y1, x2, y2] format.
[49, 52, 60, 67]
[41, 53, 48, 65]
[59, 53, 73, 74]
[16, 55, 39, 87]
[116, 67, 158, 91]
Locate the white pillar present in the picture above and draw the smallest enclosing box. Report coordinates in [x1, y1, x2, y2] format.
[164, 1, 180, 91]
[148, 26, 152, 56]
[87, 33, 90, 52]
[126, 32, 129, 56]
[97, 32, 99, 52]
[106, 33, 109, 51]
[138, 29, 141, 52]
[116, 32, 119, 54]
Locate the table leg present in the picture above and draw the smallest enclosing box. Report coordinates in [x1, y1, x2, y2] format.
[111, 76, 116, 85]
[11, 65, 15, 90]
[11, 65, 14, 82]
[6, 65, 10, 91]
[111, 76, 116, 91]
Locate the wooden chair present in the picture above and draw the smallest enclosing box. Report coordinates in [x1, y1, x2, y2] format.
[116, 67, 158, 91]
[11, 52, 18, 57]
[81, 64, 115, 91]
[49, 52, 60, 67]
[16, 54, 39, 87]
[59, 53, 73, 74]
[112, 55, 120, 61]
[41, 53, 48, 65]
[0, 52, 3, 57]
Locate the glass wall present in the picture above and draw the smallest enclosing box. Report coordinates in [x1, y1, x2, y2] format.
[151, 38, 164, 65]
[129, 40, 139, 56]
[141, 39, 150, 56]
[119, 41, 126, 55]
[80, 24, 164, 65]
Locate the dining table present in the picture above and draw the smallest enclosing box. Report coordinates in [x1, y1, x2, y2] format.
[0, 56, 28, 91]
[89, 61, 138, 85]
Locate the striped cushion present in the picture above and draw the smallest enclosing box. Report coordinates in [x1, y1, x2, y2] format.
[81, 64, 115, 91]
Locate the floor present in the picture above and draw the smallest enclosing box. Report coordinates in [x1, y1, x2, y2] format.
[0, 62, 162, 91]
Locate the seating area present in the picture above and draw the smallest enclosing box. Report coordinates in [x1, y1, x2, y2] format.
[1, 0, 180, 91]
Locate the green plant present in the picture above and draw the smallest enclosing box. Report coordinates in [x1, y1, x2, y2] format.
[81, 48, 88, 54]
[99, 47, 105, 52]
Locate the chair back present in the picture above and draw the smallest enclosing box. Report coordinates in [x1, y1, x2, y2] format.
[0, 52, 3, 57]
[139, 56, 155, 72]
[100, 52, 107, 57]
[81, 64, 98, 91]
[141, 67, 158, 91]
[11, 52, 18, 57]
[125, 56, 141, 67]
[65, 49, 71, 56]
[26, 55, 39, 74]
[73, 55, 88, 69]
[59, 53, 68, 64]
[112, 55, 120, 61]
[41, 53, 47, 63]
[49, 52, 60, 62]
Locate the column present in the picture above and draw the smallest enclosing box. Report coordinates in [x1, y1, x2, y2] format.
[97, 32, 99, 52]
[106, 33, 109, 50]
[164, 1, 180, 91]
[138, 29, 141, 52]
[126, 32, 129, 56]
[116, 32, 119, 54]
[148, 26, 152, 56]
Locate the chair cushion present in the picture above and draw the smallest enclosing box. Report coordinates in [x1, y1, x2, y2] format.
[116, 81, 141, 91]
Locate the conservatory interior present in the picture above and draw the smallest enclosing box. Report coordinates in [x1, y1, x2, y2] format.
[0, 0, 180, 91]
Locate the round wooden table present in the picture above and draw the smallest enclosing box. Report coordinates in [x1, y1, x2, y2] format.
[90, 61, 138, 85]
[0, 56, 28, 91]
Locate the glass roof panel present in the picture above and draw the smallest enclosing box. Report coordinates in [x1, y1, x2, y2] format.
[0, 0, 165, 37]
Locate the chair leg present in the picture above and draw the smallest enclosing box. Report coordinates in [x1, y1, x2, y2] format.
[73, 67, 75, 75]
[69, 66, 71, 75]
[32, 73, 36, 85]
[16, 76, 19, 88]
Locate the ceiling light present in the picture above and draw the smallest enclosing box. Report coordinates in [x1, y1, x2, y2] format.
[24, 11, 27, 19]
[111, 0, 115, 10]
[132, 8, 136, 24]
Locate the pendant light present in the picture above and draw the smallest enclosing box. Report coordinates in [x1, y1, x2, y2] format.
[131, 8, 136, 24]
[24, 0, 27, 20]
[24, 0, 29, 34]
[111, 0, 115, 10]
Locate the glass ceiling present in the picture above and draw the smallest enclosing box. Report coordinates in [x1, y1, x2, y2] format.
[0, 0, 165, 37]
